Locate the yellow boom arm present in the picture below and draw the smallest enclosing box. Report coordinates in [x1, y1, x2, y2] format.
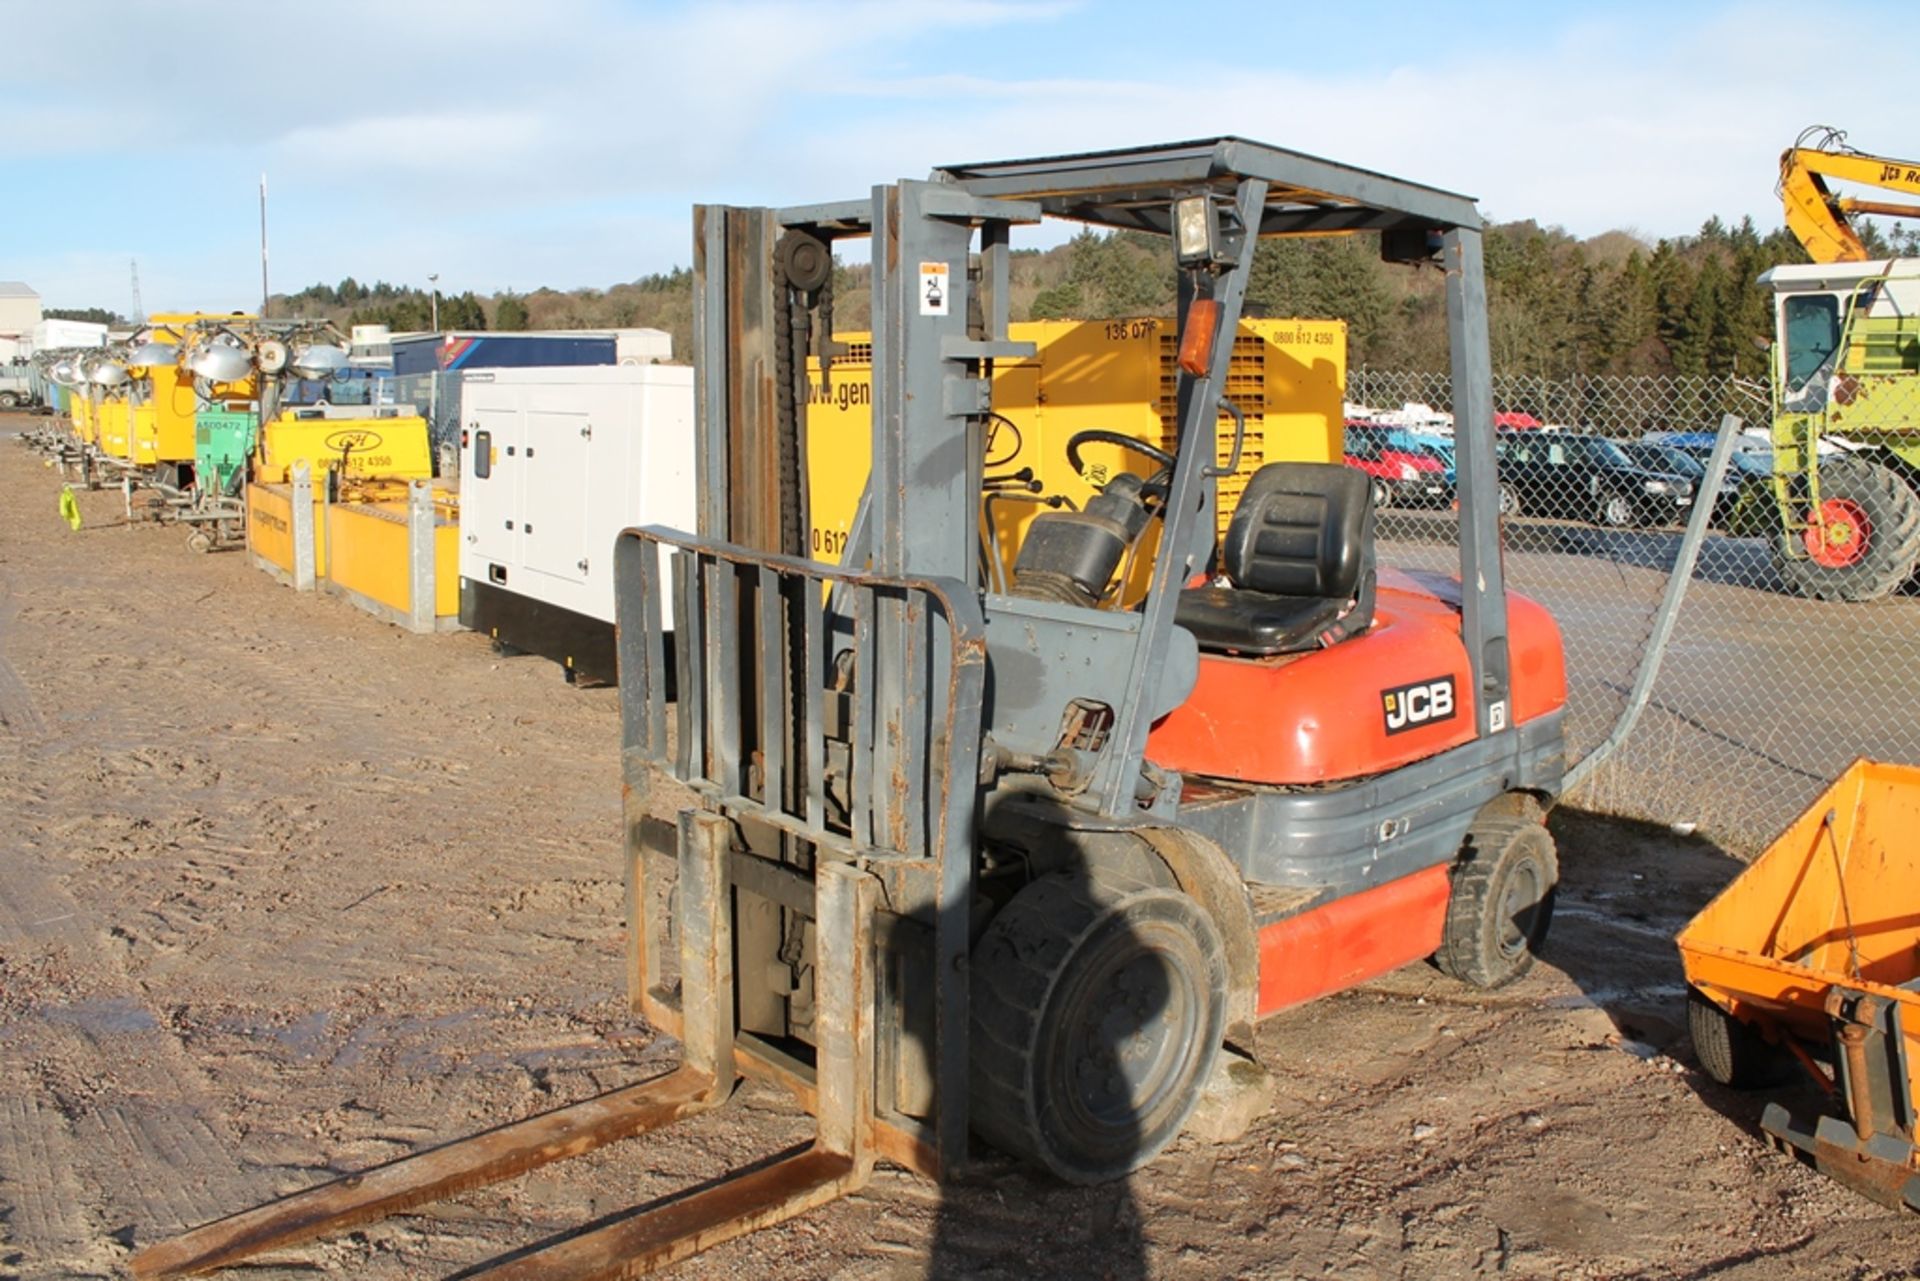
[1779, 125, 1920, 263]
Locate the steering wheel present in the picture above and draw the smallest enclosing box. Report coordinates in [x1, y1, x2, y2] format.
[1064, 428, 1177, 480]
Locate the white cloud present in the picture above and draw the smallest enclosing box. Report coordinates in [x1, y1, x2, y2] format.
[8, 0, 1913, 307]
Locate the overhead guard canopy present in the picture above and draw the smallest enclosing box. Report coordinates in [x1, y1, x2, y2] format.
[931, 136, 1482, 238]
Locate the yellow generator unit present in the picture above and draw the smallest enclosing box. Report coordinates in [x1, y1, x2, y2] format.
[254, 411, 434, 484]
[72, 392, 98, 445]
[246, 410, 434, 588]
[95, 397, 131, 459]
[128, 313, 259, 476]
[805, 316, 1347, 594]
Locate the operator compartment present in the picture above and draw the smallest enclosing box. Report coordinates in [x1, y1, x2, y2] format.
[1146, 461, 1566, 785]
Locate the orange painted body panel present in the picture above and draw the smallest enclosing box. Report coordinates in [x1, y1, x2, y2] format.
[1147, 573, 1567, 785]
[1256, 864, 1452, 1016]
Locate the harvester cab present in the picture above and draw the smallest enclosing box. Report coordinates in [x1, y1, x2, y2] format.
[136, 138, 1569, 1280]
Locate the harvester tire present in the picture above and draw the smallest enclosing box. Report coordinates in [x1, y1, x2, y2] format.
[970, 873, 1227, 1184]
[1776, 458, 1920, 603]
[1435, 816, 1557, 989]
[1687, 987, 1788, 1089]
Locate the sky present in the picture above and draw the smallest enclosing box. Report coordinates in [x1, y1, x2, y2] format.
[2, 0, 1911, 314]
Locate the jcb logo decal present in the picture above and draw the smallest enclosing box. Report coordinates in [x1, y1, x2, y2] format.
[1383, 676, 1455, 735]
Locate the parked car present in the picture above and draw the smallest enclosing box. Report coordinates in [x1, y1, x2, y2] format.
[1344, 422, 1451, 508]
[1643, 435, 1776, 534]
[1495, 431, 1695, 527]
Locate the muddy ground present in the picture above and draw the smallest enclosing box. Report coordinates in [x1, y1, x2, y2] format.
[1, 416, 1916, 1280]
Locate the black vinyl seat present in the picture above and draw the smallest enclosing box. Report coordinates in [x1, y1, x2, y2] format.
[1174, 462, 1376, 656]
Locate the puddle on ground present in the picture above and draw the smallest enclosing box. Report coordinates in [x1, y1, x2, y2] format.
[39, 995, 159, 1035]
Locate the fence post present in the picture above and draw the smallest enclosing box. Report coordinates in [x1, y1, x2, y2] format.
[291, 460, 316, 591]
[408, 479, 435, 633]
[1563, 412, 1744, 795]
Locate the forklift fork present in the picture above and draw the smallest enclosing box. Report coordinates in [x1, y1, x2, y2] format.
[129, 816, 880, 1280]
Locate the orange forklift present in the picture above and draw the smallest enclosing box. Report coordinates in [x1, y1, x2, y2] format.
[136, 137, 1568, 1278]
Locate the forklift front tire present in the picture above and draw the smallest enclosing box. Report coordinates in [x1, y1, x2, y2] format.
[1435, 815, 1557, 989]
[969, 874, 1227, 1185]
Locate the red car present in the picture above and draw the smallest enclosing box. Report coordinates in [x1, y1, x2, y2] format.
[1344, 422, 1451, 508]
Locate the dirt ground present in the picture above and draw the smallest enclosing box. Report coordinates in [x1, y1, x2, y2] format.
[1, 416, 1916, 1280]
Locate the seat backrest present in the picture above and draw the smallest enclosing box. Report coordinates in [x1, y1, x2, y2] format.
[1219, 462, 1371, 597]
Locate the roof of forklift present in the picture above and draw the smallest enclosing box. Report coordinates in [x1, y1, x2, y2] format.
[933, 136, 1481, 237]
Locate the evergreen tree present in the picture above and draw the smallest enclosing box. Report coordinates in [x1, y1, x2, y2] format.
[494, 293, 530, 331]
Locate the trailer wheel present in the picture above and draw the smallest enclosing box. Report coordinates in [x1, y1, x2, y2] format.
[1687, 987, 1788, 1089]
[1777, 458, 1920, 602]
[1435, 816, 1557, 989]
[970, 874, 1226, 1184]
[185, 527, 214, 554]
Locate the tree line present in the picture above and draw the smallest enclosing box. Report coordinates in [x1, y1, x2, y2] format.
[259, 216, 1914, 376]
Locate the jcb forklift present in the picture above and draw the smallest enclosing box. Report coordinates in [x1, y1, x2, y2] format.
[135, 138, 1568, 1279]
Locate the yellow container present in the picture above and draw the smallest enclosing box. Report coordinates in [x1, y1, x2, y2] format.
[804, 317, 1346, 591]
[1679, 759, 1920, 1052]
[324, 485, 461, 630]
[255, 414, 433, 485]
[1678, 759, 1920, 1209]
[245, 481, 328, 582]
[73, 394, 97, 445]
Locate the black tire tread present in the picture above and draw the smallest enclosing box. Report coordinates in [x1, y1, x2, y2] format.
[970, 874, 1225, 1183]
[1687, 987, 1788, 1089]
[1777, 458, 1920, 603]
[1434, 814, 1558, 989]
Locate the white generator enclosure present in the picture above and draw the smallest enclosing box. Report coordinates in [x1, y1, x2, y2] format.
[458, 364, 695, 683]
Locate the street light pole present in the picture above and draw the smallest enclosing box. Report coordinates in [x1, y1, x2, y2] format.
[428, 274, 440, 333]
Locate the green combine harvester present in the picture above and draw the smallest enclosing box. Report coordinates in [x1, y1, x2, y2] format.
[1762, 260, 1920, 601]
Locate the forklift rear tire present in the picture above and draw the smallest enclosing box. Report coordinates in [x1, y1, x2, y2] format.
[969, 874, 1227, 1184]
[1687, 987, 1789, 1089]
[1435, 816, 1557, 989]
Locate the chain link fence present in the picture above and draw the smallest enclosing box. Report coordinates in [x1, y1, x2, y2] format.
[1350, 366, 1920, 851]
[373, 371, 460, 474]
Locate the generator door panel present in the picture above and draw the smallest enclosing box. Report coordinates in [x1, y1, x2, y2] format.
[520, 408, 593, 586]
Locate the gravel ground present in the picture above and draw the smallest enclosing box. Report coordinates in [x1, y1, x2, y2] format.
[1, 416, 1917, 1279]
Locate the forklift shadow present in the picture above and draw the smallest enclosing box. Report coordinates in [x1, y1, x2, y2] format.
[920, 842, 1164, 1281]
[1540, 807, 1818, 1149]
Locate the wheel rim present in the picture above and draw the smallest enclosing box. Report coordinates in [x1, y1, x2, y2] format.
[1497, 856, 1546, 960]
[1044, 917, 1203, 1158]
[1605, 495, 1632, 526]
[1804, 497, 1871, 569]
[1498, 486, 1516, 515]
[1372, 480, 1390, 508]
